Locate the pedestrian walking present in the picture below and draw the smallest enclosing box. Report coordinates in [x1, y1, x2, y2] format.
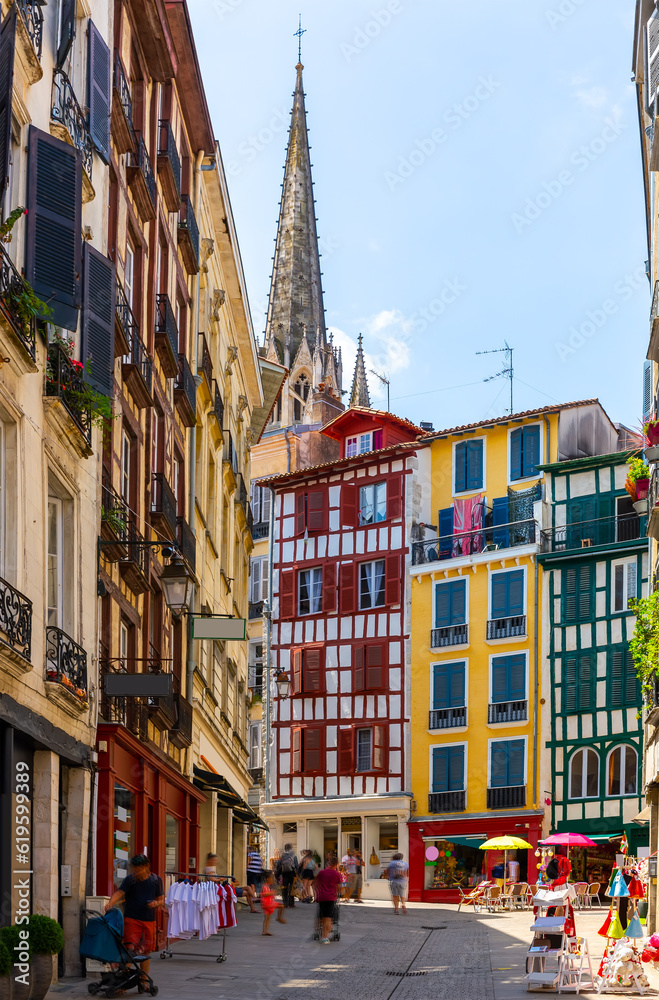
[247, 846, 264, 894]
[341, 848, 361, 901]
[275, 843, 298, 908]
[313, 855, 342, 944]
[260, 870, 286, 935]
[204, 852, 258, 912]
[104, 853, 164, 982]
[386, 852, 409, 914]
[298, 850, 318, 902]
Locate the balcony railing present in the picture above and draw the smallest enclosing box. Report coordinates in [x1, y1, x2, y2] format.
[119, 521, 150, 595]
[174, 354, 196, 426]
[430, 624, 468, 648]
[429, 790, 466, 813]
[198, 333, 213, 389]
[252, 522, 269, 540]
[486, 615, 526, 640]
[151, 472, 177, 539]
[111, 51, 135, 154]
[248, 601, 265, 619]
[99, 654, 127, 725]
[101, 480, 130, 558]
[541, 513, 643, 552]
[17, 0, 44, 59]
[157, 119, 181, 210]
[177, 515, 196, 573]
[412, 519, 537, 565]
[45, 625, 87, 702]
[155, 293, 179, 376]
[488, 700, 528, 723]
[113, 51, 133, 130]
[0, 576, 32, 661]
[0, 241, 37, 360]
[51, 69, 93, 179]
[428, 707, 466, 730]
[178, 194, 200, 272]
[122, 327, 153, 407]
[235, 473, 249, 514]
[212, 381, 224, 428]
[127, 135, 156, 220]
[45, 342, 92, 445]
[487, 784, 526, 809]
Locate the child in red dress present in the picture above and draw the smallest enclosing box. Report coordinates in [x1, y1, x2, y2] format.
[260, 870, 286, 935]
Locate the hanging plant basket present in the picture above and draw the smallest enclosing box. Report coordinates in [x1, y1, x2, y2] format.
[633, 499, 648, 515]
[636, 478, 650, 501]
[646, 445, 659, 463]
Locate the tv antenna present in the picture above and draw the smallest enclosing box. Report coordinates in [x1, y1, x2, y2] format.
[370, 369, 390, 411]
[476, 341, 514, 415]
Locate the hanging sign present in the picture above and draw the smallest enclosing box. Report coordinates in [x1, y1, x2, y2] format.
[104, 673, 172, 697]
[192, 617, 246, 641]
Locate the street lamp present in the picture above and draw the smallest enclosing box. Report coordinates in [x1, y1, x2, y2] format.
[275, 670, 291, 699]
[160, 554, 194, 616]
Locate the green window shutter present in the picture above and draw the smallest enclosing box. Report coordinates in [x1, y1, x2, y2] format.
[564, 568, 577, 621]
[509, 654, 526, 700]
[578, 655, 593, 710]
[435, 585, 451, 629]
[564, 656, 577, 712]
[491, 572, 508, 618]
[610, 650, 623, 707]
[578, 565, 592, 619]
[624, 651, 640, 705]
[450, 663, 465, 708]
[508, 570, 524, 616]
[433, 664, 449, 709]
[492, 657, 510, 703]
[455, 442, 467, 492]
[564, 565, 592, 622]
[450, 580, 466, 624]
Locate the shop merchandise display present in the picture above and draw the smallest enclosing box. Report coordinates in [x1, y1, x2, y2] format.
[525, 882, 594, 993]
[597, 859, 648, 994]
[160, 872, 237, 964]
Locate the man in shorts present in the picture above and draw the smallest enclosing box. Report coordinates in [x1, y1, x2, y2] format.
[105, 854, 164, 979]
[313, 855, 342, 944]
[386, 852, 409, 914]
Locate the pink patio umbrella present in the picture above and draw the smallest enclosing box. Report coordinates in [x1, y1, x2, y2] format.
[540, 833, 597, 848]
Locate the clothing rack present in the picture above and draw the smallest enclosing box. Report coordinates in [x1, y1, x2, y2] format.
[159, 870, 235, 964]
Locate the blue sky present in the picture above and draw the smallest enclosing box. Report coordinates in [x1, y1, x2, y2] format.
[188, 0, 647, 430]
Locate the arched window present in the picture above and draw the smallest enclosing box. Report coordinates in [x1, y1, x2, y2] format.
[293, 373, 310, 422]
[606, 745, 637, 797]
[568, 748, 599, 799]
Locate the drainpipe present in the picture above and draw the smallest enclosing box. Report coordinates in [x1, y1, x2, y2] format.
[534, 415, 551, 811]
[263, 487, 276, 860]
[284, 428, 291, 473]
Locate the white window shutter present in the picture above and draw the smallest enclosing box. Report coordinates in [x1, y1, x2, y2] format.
[644, 360, 653, 420]
[251, 558, 260, 603]
[648, 11, 659, 112]
[252, 485, 260, 523]
[262, 487, 271, 522]
[262, 557, 269, 600]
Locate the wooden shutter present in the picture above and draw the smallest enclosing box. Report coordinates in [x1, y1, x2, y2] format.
[578, 565, 592, 620]
[340, 562, 355, 613]
[81, 243, 115, 398]
[508, 570, 524, 617]
[466, 440, 483, 490]
[387, 476, 403, 519]
[522, 426, 540, 477]
[322, 563, 336, 613]
[492, 495, 510, 548]
[292, 648, 302, 694]
[384, 553, 401, 605]
[373, 724, 386, 771]
[508, 740, 525, 785]
[647, 11, 659, 112]
[438, 506, 454, 557]
[291, 728, 301, 773]
[450, 662, 465, 708]
[564, 568, 577, 622]
[510, 428, 522, 481]
[365, 643, 384, 689]
[435, 584, 451, 629]
[644, 360, 653, 420]
[26, 128, 82, 331]
[448, 746, 464, 790]
[88, 21, 111, 163]
[624, 650, 640, 705]
[57, 0, 76, 67]
[250, 557, 261, 604]
[454, 441, 467, 492]
[564, 656, 577, 713]
[304, 727, 323, 772]
[451, 580, 466, 625]
[295, 491, 305, 535]
[578, 655, 593, 710]
[341, 483, 357, 527]
[509, 654, 526, 701]
[610, 650, 624, 707]
[279, 569, 295, 619]
[432, 746, 448, 792]
[491, 657, 509, 703]
[491, 572, 508, 619]
[261, 559, 269, 602]
[307, 490, 326, 531]
[252, 485, 261, 523]
[337, 728, 353, 773]
[490, 742, 508, 787]
[354, 646, 364, 692]
[262, 487, 271, 522]
[304, 647, 323, 693]
[433, 664, 449, 710]
[0, 8, 16, 200]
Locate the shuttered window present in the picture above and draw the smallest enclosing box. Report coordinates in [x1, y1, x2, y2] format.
[454, 440, 483, 493]
[644, 360, 653, 421]
[613, 559, 637, 613]
[563, 654, 594, 713]
[341, 483, 357, 527]
[295, 489, 327, 534]
[279, 569, 295, 619]
[609, 648, 640, 708]
[354, 643, 386, 691]
[490, 569, 524, 619]
[432, 662, 465, 710]
[0, 8, 16, 200]
[438, 506, 454, 557]
[647, 10, 659, 112]
[252, 485, 271, 525]
[56, 0, 76, 67]
[434, 579, 466, 628]
[384, 553, 401, 605]
[432, 745, 464, 792]
[81, 242, 115, 398]
[291, 727, 324, 774]
[250, 555, 269, 603]
[359, 559, 385, 609]
[26, 127, 82, 331]
[338, 728, 354, 773]
[292, 647, 324, 695]
[88, 21, 111, 162]
[489, 739, 525, 787]
[491, 654, 526, 703]
[510, 425, 540, 481]
[387, 476, 403, 518]
[563, 565, 593, 622]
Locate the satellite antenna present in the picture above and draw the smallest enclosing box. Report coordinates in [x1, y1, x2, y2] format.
[370, 369, 390, 411]
[476, 341, 514, 415]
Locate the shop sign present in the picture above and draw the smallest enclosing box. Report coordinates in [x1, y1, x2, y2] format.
[340, 816, 361, 830]
[104, 673, 173, 697]
[192, 617, 246, 640]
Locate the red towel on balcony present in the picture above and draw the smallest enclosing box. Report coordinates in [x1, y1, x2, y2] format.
[453, 494, 484, 555]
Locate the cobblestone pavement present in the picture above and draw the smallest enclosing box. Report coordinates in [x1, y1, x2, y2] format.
[45, 900, 659, 1000]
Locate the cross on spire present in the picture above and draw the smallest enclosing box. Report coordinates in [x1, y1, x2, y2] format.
[294, 14, 306, 63]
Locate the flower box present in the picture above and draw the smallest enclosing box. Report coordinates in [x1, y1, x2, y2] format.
[636, 478, 650, 501]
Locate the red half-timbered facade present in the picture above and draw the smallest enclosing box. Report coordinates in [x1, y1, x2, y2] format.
[260, 408, 427, 896]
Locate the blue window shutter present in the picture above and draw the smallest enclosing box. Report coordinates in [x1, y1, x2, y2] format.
[492, 496, 509, 548]
[509, 654, 526, 700]
[510, 428, 522, 481]
[466, 441, 483, 490]
[522, 426, 540, 477]
[490, 742, 508, 787]
[450, 663, 465, 707]
[492, 657, 509, 703]
[491, 573, 508, 619]
[644, 360, 653, 421]
[433, 665, 449, 710]
[435, 585, 451, 629]
[450, 580, 466, 625]
[508, 740, 525, 785]
[507, 570, 524, 616]
[432, 747, 448, 792]
[448, 746, 464, 790]
[438, 507, 454, 557]
[455, 442, 467, 492]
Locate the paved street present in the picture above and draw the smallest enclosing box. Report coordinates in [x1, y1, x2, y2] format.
[45, 899, 659, 1000]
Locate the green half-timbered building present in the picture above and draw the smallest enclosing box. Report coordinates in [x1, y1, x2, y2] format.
[539, 452, 648, 875]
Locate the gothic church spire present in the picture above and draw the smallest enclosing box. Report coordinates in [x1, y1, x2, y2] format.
[349, 334, 371, 408]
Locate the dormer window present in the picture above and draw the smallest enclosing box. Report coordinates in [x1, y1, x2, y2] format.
[346, 429, 383, 457]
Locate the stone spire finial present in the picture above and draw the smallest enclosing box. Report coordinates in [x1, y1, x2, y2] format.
[349, 334, 371, 408]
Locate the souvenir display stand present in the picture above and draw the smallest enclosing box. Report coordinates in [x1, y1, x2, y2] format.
[596, 863, 649, 995]
[525, 884, 594, 994]
[160, 871, 237, 964]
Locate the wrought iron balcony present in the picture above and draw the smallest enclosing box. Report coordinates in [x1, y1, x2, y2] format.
[118, 521, 150, 595]
[176, 515, 196, 573]
[212, 380, 224, 428]
[99, 652, 127, 725]
[17, 0, 44, 60]
[174, 353, 196, 427]
[198, 333, 213, 390]
[127, 135, 156, 222]
[428, 790, 466, 813]
[486, 615, 526, 640]
[155, 293, 179, 377]
[0, 241, 37, 361]
[430, 624, 468, 648]
[51, 69, 93, 180]
[45, 625, 88, 703]
[0, 576, 32, 661]
[488, 700, 528, 723]
[541, 513, 643, 552]
[428, 707, 467, 730]
[178, 194, 199, 274]
[157, 119, 181, 212]
[101, 479, 130, 560]
[248, 601, 265, 620]
[235, 473, 249, 519]
[45, 342, 92, 446]
[487, 784, 526, 809]
[151, 472, 177, 539]
[252, 522, 269, 540]
[121, 326, 153, 408]
[111, 51, 135, 154]
[412, 519, 537, 565]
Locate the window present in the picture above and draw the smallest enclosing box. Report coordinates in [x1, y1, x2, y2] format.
[563, 565, 593, 622]
[607, 745, 637, 796]
[119, 621, 129, 668]
[295, 489, 326, 534]
[356, 728, 372, 771]
[491, 654, 526, 703]
[248, 640, 264, 693]
[432, 745, 465, 792]
[298, 567, 322, 615]
[489, 739, 525, 787]
[434, 579, 466, 628]
[616, 495, 641, 542]
[252, 485, 271, 525]
[291, 727, 324, 774]
[125, 243, 134, 310]
[250, 555, 269, 604]
[293, 373, 310, 422]
[121, 429, 131, 504]
[433, 662, 466, 710]
[609, 648, 640, 707]
[345, 429, 382, 457]
[613, 559, 637, 612]
[490, 569, 524, 620]
[359, 482, 387, 525]
[563, 654, 594, 713]
[249, 721, 261, 770]
[292, 646, 324, 694]
[359, 559, 385, 609]
[47, 497, 63, 627]
[510, 425, 540, 481]
[569, 747, 599, 799]
[354, 643, 386, 691]
[454, 440, 483, 493]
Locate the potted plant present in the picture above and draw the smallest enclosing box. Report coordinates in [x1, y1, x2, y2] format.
[27, 915, 63, 1000]
[645, 419, 659, 462]
[0, 938, 10, 1000]
[626, 457, 650, 511]
[0, 924, 31, 1000]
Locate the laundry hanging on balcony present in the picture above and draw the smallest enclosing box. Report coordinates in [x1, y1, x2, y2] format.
[453, 494, 484, 556]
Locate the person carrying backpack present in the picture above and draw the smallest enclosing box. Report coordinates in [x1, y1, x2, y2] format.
[386, 852, 409, 914]
[276, 843, 299, 908]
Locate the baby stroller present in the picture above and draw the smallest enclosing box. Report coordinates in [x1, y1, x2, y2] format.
[80, 908, 159, 997]
[312, 902, 340, 942]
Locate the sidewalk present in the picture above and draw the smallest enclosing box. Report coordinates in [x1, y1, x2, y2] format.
[45, 898, 659, 1000]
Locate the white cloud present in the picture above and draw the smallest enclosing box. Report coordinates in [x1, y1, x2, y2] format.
[329, 308, 413, 404]
[573, 85, 608, 111]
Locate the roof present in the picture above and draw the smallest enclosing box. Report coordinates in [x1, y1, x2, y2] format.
[420, 399, 602, 440]
[538, 451, 632, 474]
[321, 406, 425, 442]
[250, 359, 288, 444]
[164, 0, 215, 152]
[255, 439, 424, 488]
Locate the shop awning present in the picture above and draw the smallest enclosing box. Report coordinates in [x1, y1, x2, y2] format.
[422, 834, 487, 848]
[192, 765, 268, 829]
[587, 833, 623, 842]
[633, 806, 651, 827]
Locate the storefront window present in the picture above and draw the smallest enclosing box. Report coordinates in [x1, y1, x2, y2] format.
[113, 785, 136, 887]
[423, 838, 485, 890]
[166, 814, 178, 872]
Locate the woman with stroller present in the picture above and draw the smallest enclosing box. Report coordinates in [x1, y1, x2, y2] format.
[104, 854, 164, 982]
[298, 850, 318, 902]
